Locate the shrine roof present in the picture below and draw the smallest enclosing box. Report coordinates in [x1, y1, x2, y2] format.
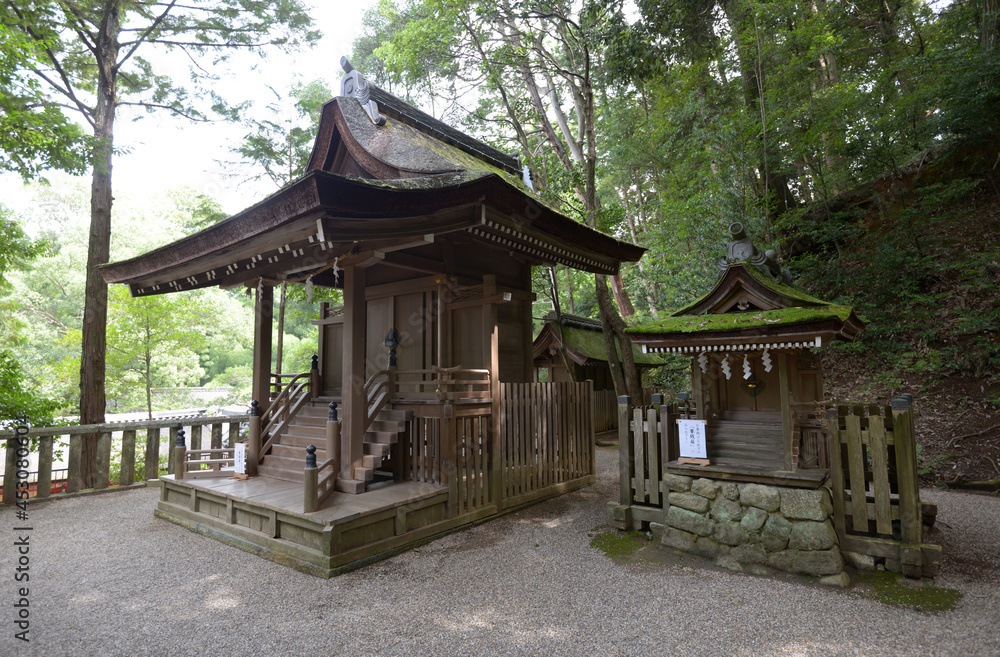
[534, 315, 664, 367]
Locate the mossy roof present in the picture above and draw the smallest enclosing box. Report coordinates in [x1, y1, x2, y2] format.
[628, 261, 864, 341]
[562, 324, 665, 365]
[628, 305, 857, 335]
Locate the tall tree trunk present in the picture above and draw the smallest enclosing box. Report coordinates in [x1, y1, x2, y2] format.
[547, 266, 577, 381]
[79, 3, 120, 488]
[985, 0, 1000, 51]
[594, 274, 639, 399]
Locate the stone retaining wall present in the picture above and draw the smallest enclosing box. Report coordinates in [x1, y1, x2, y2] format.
[651, 475, 848, 586]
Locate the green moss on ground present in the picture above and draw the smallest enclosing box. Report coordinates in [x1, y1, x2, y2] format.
[852, 571, 963, 612]
[589, 530, 648, 559]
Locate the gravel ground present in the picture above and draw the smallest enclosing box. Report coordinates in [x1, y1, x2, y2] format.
[2, 447, 998, 657]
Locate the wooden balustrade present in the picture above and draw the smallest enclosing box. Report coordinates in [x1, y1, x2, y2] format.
[259, 369, 312, 463]
[304, 403, 341, 513]
[1, 415, 248, 503]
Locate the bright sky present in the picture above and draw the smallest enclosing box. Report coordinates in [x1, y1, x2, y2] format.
[1, 0, 379, 216]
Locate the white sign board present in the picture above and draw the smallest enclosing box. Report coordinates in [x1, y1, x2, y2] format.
[234, 442, 246, 475]
[677, 419, 708, 459]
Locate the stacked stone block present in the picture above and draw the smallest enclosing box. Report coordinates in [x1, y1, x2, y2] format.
[652, 475, 848, 585]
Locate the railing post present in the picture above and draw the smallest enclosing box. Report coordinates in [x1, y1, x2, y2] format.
[173, 428, 187, 480]
[304, 445, 318, 513]
[248, 400, 260, 476]
[326, 402, 340, 481]
[310, 354, 320, 399]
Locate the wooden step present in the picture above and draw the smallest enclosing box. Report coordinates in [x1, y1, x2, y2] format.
[364, 443, 391, 457]
[370, 419, 406, 433]
[257, 464, 304, 482]
[366, 430, 399, 445]
[271, 444, 327, 460]
[278, 434, 328, 449]
[376, 409, 411, 422]
[282, 424, 326, 439]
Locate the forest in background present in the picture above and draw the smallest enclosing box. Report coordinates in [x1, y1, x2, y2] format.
[2, 0, 998, 486]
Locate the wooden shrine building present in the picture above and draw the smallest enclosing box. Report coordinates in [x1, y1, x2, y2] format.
[628, 222, 865, 476]
[532, 313, 664, 390]
[100, 60, 644, 576]
[612, 223, 941, 581]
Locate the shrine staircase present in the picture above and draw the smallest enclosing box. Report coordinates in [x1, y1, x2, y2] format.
[257, 400, 410, 491]
[707, 411, 785, 470]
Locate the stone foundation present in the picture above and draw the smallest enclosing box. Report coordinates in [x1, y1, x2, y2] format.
[652, 475, 847, 584]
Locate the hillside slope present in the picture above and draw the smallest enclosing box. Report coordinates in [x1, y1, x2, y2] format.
[789, 137, 1000, 489]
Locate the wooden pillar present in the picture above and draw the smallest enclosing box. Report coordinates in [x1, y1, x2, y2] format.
[691, 358, 705, 420]
[252, 283, 274, 417]
[436, 279, 451, 369]
[483, 275, 502, 509]
[341, 265, 366, 484]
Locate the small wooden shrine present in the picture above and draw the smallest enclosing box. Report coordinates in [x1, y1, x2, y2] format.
[99, 60, 644, 576]
[628, 222, 865, 477]
[614, 224, 940, 582]
[532, 313, 663, 389]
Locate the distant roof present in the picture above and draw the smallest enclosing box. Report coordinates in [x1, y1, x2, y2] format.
[534, 314, 664, 367]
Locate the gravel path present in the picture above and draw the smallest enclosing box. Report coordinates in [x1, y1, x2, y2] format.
[2, 447, 998, 657]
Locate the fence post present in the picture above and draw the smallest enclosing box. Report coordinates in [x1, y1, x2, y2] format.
[38, 435, 53, 499]
[67, 433, 82, 492]
[891, 395, 922, 578]
[248, 400, 261, 477]
[2, 437, 15, 504]
[304, 445, 318, 513]
[609, 395, 635, 530]
[173, 428, 187, 480]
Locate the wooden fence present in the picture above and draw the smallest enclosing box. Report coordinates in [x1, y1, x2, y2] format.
[499, 381, 595, 507]
[1, 415, 248, 504]
[826, 396, 941, 578]
[613, 396, 691, 525]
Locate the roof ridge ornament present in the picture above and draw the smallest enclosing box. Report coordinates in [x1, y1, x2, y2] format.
[340, 56, 386, 126]
[718, 222, 792, 284]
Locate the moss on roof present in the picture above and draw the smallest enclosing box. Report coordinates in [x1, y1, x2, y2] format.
[562, 324, 664, 365]
[628, 305, 856, 335]
[671, 262, 829, 317]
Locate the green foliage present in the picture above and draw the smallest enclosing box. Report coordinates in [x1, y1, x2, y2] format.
[0, 350, 58, 429]
[228, 79, 333, 189]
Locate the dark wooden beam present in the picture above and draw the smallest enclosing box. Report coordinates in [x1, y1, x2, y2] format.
[252, 285, 274, 416]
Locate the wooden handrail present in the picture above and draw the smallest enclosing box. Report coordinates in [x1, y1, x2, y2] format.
[259, 372, 311, 462]
[364, 370, 393, 431]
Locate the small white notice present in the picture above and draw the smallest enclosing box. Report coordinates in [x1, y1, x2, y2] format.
[677, 419, 710, 466]
[234, 442, 246, 475]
